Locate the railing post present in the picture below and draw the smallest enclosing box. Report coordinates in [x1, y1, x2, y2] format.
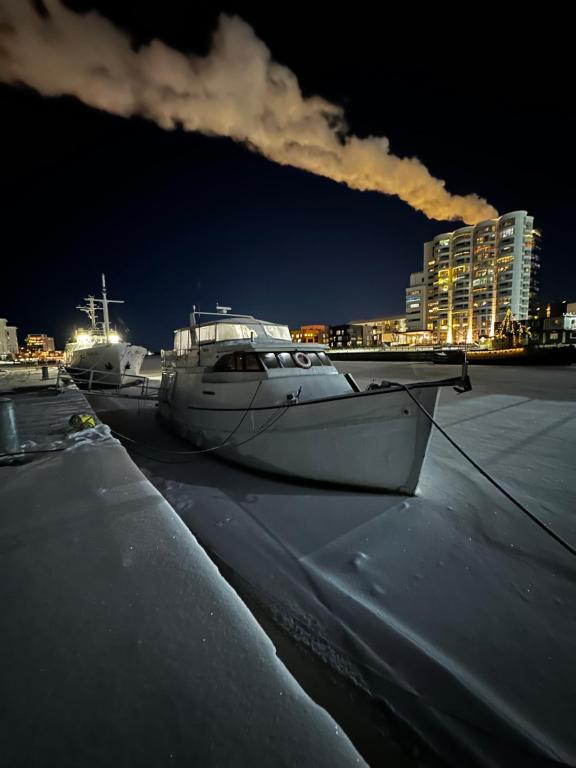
[0, 397, 19, 455]
[89, 369, 94, 390]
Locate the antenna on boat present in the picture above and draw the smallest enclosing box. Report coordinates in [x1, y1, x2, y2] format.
[76, 295, 98, 329]
[93, 274, 124, 342]
[191, 306, 254, 321]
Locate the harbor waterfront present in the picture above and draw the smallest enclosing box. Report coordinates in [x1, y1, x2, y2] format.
[328, 345, 576, 365]
[1, 355, 576, 767]
[0, 366, 366, 768]
[108, 356, 576, 765]
[1, 3, 573, 766]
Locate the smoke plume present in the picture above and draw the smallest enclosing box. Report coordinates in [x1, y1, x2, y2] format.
[0, 0, 498, 222]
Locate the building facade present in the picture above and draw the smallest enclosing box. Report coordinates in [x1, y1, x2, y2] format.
[536, 300, 576, 320]
[352, 315, 408, 346]
[290, 324, 329, 345]
[329, 324, 365, 348]
[530, 300, 576, 345]
[419, 211, 541, 344]
[405, 272, 426, 331]
[530, 314, 576, 345]
[25, 334, 55, 354]
[0, 318, 19, 357]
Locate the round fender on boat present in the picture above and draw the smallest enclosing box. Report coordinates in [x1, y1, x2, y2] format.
[294, 352, 312, 369]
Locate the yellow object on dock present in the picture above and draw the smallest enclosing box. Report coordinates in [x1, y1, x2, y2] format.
[68, 413, 96, 431]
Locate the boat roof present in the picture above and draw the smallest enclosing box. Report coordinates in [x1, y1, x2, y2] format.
[210, 342, 328, 353]
[175, 315, 285, 332]
[172, 315, 331, 351]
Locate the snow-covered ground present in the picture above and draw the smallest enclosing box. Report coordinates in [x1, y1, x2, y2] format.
[0, 377, 107, 455]
[93, 360, 576, 767]
[0, 378, 366, 767]
[0, 363, 61, 394]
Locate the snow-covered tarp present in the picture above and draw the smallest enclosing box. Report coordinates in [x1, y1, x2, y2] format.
[0, 383, 365, 767]
[93, 360, 576, 768]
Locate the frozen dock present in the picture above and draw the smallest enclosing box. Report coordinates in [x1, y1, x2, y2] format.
[0, 371, 365, 767]
[92, 358, 576, 768]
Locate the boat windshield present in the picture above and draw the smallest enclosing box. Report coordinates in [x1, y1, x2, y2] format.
[215, 323, 259, 341]
[214, 323, 291, 342]
[174, 321, 293, 351]
[263, 324, 292, 341]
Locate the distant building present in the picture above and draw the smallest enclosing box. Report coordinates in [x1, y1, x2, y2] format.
[0, 318, 19, 357]
[290, 324, 329, 345]
[530, 314, 576, 345]
[535, 300, 576, 320]
[25, 334, 55, 354]
[404, 330, 434, 346]
[351, 315, 407, 346]
[6, 326, 18, 355]
[405, 272, 426, 331]
[419, 210, 541, 344]
[329, 324, 365, 348]
[530, 299, 576, 345]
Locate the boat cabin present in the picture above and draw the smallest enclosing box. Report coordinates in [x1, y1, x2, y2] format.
[173, 317, 297, 350]
[163, 316, 339, 378]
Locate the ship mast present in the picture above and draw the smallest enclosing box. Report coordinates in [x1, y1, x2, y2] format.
[76, 295, 97, 329]
[94, 273, 124, 342]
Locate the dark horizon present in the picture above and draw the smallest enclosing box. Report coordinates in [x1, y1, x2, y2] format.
[1, 2, 574, 350]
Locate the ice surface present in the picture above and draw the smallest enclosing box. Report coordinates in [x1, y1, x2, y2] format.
[91, 361, 576, 767]
[0, 379, 366, 767]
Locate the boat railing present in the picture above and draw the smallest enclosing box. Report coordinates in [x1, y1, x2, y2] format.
[59, 365, 159, 399]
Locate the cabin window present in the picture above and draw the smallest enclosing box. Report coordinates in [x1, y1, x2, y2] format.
[214, 353, 237, 372]
[217, 323, 259, 342]
[198, 325, 217, 344]
[174, 329, 192, 354]
[306, 352, 323, 366]
[213, 352, 263, 372]
[318, 352, 332, 366]
[261, 352, 280, 369]
[243, 353, 262, 371]
[277, 352, 296, 368]
[264, 325, 292, 341]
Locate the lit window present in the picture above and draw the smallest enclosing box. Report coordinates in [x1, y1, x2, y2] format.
[264, 324, 292, 341]
[216, 324, 258, 342]
[198, 325, 217, 344]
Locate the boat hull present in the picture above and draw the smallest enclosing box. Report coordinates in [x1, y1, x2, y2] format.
[160, 383, 438, 494]
[66, 343, 147, 387]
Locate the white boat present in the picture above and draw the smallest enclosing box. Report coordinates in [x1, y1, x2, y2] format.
[64, 274, 147, 387]
[158, 308, 471, 493]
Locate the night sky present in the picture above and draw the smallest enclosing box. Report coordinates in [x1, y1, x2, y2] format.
[1, 2, 573, 351]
